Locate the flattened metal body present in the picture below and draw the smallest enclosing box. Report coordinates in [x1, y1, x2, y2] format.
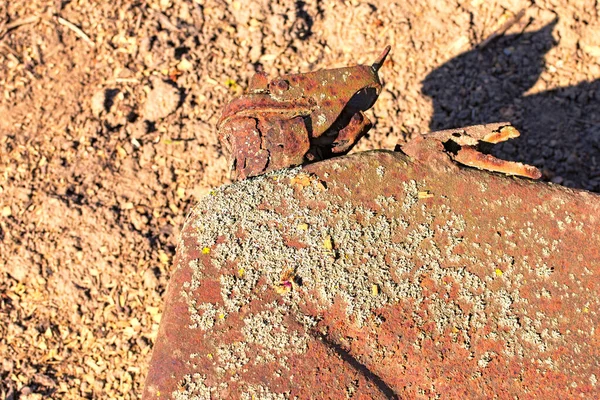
[144, 148, 600, 399]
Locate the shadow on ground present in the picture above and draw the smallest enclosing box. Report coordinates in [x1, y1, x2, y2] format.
[422, 20, 600, 191]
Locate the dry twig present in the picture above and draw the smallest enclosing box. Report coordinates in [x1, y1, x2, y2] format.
[154, 11, 180, 32]
[57, 16, 95, 47]
[0, 15, 39, 39]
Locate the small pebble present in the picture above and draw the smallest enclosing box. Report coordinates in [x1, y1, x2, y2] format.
[91, 89, 107, 117]
[566, 153, 579, 165]
[143, 78, 180, 121]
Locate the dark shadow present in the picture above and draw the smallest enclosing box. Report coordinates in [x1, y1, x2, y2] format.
[174, 46, 190, 59]
[103, 88, 120, 114]
[294, 0, 320, 40]
[315, 332, 399, 399]
[422, 20, 600, 191]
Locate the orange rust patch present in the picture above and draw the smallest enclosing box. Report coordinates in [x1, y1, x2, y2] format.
[454, 146, 542, 179]
[482, 125, 520, 143]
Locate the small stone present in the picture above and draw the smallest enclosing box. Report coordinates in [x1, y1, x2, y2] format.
[121, 202, 134, 210]
[158, 250, 170, 264]
[159, 0, 171, 10]
[8, 256, 28, 281]
[116, 145, 128, 158]
[177, 58, 193, 71]
[580, 27, 600, 58]
[566, 153, 579, 165]
[551, 176, 564, 184]
[2, 358, 13, 372]
[91, 90, 106, 117]
[22, 392, 43, 400]
[457, 109, 470, 119]
[143, 78, 180, 121]
[91, 88, 119, 117]
[143, 269, 159, 290]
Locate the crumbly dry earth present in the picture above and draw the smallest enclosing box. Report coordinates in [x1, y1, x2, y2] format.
[0, 0, 598, 399]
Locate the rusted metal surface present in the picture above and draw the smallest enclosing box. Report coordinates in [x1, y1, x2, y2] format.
[400, 122, 542, 179]
[217, 46, 390, 181]
[143, 142, 600, 399]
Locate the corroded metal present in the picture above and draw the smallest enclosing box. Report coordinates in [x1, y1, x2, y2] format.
[400, 122, 542, 179]
[217, 46, 390, 181]
[143, 141, 600, 398]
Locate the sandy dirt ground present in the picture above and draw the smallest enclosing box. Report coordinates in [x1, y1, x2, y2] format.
[0, 0, 598, 398]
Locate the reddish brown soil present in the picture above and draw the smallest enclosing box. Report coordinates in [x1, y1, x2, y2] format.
[0, 0, 598, 398]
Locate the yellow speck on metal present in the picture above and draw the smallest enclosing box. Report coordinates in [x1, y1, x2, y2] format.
[371, 284, 380, 296]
